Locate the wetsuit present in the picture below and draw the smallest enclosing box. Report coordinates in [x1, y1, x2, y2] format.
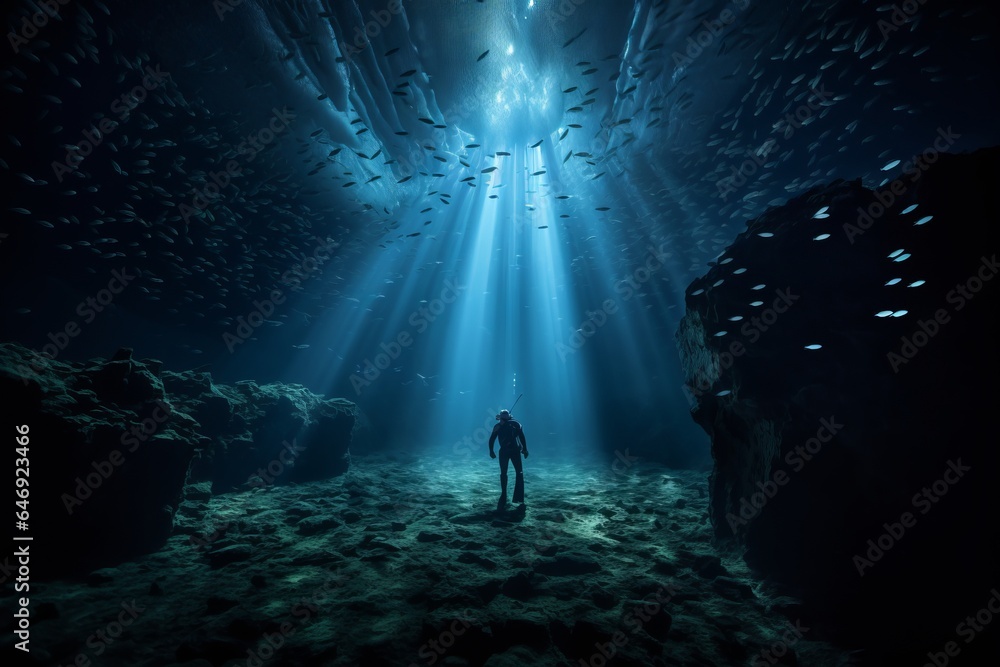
[489, 419, 527, 504]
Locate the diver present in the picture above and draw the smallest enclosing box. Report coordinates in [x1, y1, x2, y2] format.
[489, 409, 528, 510]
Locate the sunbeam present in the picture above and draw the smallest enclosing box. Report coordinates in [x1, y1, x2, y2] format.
[3, 0, 999, 664]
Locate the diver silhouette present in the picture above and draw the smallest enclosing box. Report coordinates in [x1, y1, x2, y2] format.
[489, 409, 528, 510]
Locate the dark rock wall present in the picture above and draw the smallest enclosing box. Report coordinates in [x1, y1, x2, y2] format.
[677, 147, 1000, 658]
[0, 342, 358, 579]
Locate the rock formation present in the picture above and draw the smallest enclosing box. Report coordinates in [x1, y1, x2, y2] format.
[0, 342, 359, 579]
[677, 146, 1000, 661]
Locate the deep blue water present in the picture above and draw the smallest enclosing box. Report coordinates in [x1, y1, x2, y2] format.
[2, 0, 998, 462]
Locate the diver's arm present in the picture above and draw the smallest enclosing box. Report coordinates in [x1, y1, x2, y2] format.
[518, 427, 528, 455]
[488, 425, 498, 457]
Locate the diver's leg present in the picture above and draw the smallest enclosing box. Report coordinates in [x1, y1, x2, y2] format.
[512, 449, 524, 503]
[498, 449, 510, 508]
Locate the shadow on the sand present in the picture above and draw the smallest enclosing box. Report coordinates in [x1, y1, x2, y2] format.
[447, 504, 526, 525]
[492, 503, 527, 525]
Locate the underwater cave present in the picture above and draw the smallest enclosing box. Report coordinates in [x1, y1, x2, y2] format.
[1, 0, 998, 665]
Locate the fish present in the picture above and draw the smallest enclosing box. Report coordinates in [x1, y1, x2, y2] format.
[563, 27, 587, 48]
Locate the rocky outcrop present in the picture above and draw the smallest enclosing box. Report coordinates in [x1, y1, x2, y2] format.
[677, 147, 1000, 660]
[0, 342, 358, 579]
[162, 371, 357, 492]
